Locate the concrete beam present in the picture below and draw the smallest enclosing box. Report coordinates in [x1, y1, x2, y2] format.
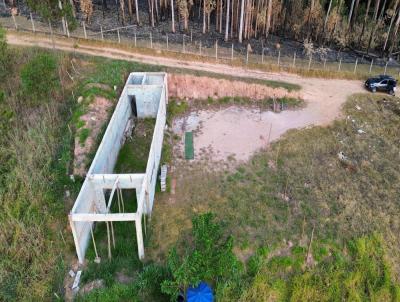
[88, 173, 145, 189]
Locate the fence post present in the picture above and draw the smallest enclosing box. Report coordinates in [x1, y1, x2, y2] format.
[231, 43, 234, 61]
[246, 46, 249, 65]
[190, 29, 193, 43]
[215, 39, 218, 61]
[182, 35, 185, 53]
[384, 61, 388, 75]
[166, 34, 169, 50]
[338, 58, 342, 71]
[324, 58, 327, 69]
[12, 14, 17, 30]
[277, 50, 281, 66]
[83, 21, 87, 39]
[308, 53, 312, 71]
[369, 59, 373, 73]
[353, 59, 358, 74]
[134, 32, 137, 47]
[100, 25, 104, 41]
[150, 32, 153, 48]
[117, 28, 121, 43]
[199, 41, 202, 55]
[30, 13, 35, 32]
[293, 52, 296, 67]
[262, 48, 264, 64]
[66, 20, 70, 38]
[49, 21, 55, 50]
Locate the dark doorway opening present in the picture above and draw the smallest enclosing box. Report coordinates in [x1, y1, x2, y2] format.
[130, 95, 137, 117]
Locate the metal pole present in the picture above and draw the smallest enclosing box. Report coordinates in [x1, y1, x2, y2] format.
[277, 50, 281, 66]
[338, 58, 342, 71]
[30, 13, 35, 32]
[384, 61, 388, 75]
[353, 59, 358, 74]
[166, 34, 169, 50]
[215, 39, 218, 61]
[293, 52, 296, 67]
[101, 25, 104, 41]
[12, 14, 17, 30]
[83, 21, 87, 39]
[369, 59, 373, 73]
[117, 29, 120, 43]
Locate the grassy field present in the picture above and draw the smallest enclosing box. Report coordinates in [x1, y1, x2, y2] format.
[1, 25, 400, 300]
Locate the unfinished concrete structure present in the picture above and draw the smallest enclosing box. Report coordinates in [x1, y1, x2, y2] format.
[69, 72, 167, 263]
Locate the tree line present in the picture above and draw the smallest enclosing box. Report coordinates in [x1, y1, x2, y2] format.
[7, 0, 400, 56]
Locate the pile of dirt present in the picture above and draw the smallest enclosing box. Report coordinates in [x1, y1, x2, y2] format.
[73, 96, 113, 176]
[167, 74, 301, 101]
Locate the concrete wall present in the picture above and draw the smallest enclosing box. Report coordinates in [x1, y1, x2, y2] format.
[69, 72, 167, 263]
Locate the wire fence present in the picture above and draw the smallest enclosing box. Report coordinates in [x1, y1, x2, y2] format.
[2, 13, 400, 77]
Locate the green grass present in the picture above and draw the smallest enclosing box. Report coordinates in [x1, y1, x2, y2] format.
[79, 128, 91, 145]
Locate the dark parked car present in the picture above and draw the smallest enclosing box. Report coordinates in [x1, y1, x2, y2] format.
[365, 75, 397, 95]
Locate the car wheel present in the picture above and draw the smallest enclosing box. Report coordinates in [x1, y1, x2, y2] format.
[372, 87, 376, 93]
[389, 90, 395, 96]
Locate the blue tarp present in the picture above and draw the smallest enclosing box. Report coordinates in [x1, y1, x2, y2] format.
[187, 282, 214, 302]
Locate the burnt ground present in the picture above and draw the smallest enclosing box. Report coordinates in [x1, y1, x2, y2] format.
[1, 0, 398, 66]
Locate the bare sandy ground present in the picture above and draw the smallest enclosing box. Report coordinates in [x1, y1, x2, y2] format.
[6, 32, 365, 161]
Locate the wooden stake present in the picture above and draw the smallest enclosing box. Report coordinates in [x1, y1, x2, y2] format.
[83, 21, 87, 39]
[369, 59, 373, 73]
[134, 32, 137, 47]
[353, 58, 358, 74]
[150, 32, 153, 48]
[166, 34, 169, 50]
[231, 43, 234, 60]
[384, 61, 388, 75]
[117, 28, 121, 43]
[277, 50, 281, 66]
[110, 221, 116, 248]
[30, 13, 35, 32]
[293, 52, 296, 67]
[338, 58, 342, 71]
[308, 53, 312, 71]
[100, 25, 104, 41]
[12, 14, 17, 30]
[182, 35, 185, 53]
[199, 41, 202, 55]
[215, 40, 218, 61]
[90, 224, 100, 261]
[262, 48, 264, 63]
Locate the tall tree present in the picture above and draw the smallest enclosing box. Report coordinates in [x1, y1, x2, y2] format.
[225, 0, 230, 40]
[238, 0, 245, 42]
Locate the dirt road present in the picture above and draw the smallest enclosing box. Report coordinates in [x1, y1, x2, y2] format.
[7, 32, 366, 160]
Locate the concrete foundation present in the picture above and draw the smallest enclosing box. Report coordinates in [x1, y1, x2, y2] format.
[69, 72, 168, 263]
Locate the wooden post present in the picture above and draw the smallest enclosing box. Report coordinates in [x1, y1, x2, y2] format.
[66, 20, 70, 38]
[49, 21, 55, 50]
[30, 13, 35, 32]
[246, 47, 249, 65]
[324, 58, 327, 69]
[308, 54, 312, 71]
[134, 32, 137, 47]
[353, 59, 358, 74]
[12, 14, 17, 30]
[231, 43, 234, 60]
[338, 58, 342, 71]
[262, 48, 264, 63]
[384, 61, 388, 75]
[150, 32, 153, 48]
[369, 59, 373, 73]
[215, 39, 218, 61]
[117, 28, 121, 43]
[190, 29, 193, 42]
[199, 41, 202, 55]
[182, 35, 185, 53]
[166, 34, 169, 50]
[293, 52, 296, 67]
[277, 50, 281, 66]
[83, 21, 87, 39]
[100, 25, 104, 41]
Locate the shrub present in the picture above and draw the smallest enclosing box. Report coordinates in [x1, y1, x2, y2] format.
[0, 26, 12, 82]
[20, 52, 59, 104]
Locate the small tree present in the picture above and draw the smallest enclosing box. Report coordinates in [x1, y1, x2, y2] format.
[161, 213, 241, 301]
[20, 53, 59, 104]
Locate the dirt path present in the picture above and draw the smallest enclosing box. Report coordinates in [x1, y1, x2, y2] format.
[6, 32, 365, 158]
